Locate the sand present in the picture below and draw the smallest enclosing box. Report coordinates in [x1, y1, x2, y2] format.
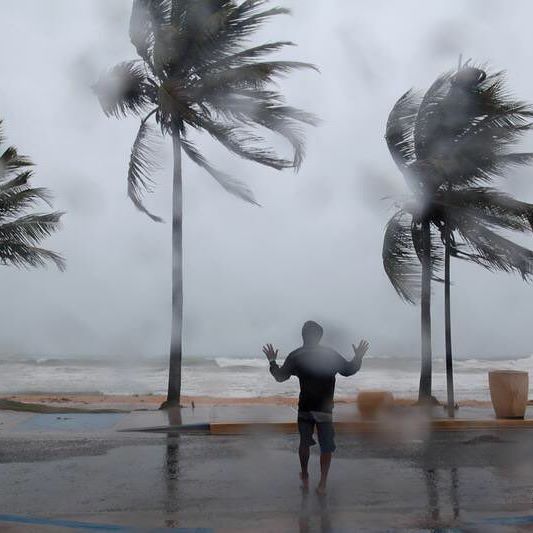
[0, 393, 496, 412]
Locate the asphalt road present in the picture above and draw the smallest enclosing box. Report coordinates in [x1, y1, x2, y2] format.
[1, 428, 533, 531]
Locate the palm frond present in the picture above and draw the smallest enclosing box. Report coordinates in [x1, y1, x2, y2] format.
[181, 136, 258, 204]
[413, 72, 453, 161]
[415, 67, 533, 188]
[0, 146, 33, 179]
[251, 105, 314, 170]
[174, 1, 292, 74]
[130, 0, 155, 65]
[197, 61, 317, 92]
[456, 104, 533, 146]
[199, 119, 294, 170]
[0, 241, 65, 271]
[436, 187, 533, 233]
[0, 212, 64, 245]
[94, 61, 156, 118]
[415, 67, 492, 163]
[128, 117, 164, 222]
[0, 170, 52, 211]
[456, 218, 533, 280]
[202, 91, 317, 124]
[0, 122, 65, 271]
[230, 1, 290, 36]
[0, 170, 33, 191]
[198, 41, 297, 73]
[382, 210, 421, 304]
[198, 98, 317, 170]
[0, 182, 52, 218]
[385, 89, 420, 171]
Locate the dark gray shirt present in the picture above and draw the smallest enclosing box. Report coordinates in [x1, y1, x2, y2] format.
[269, 345, 361, 413]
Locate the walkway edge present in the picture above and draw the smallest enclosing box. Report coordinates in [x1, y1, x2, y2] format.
[210, 418, 533, 435]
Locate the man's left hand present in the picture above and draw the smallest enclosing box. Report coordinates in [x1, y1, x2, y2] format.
[352, 340, 369, 360]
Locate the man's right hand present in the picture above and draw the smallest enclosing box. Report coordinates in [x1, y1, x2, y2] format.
[262, 343, 279, 363]
[352, 340, 369, 361]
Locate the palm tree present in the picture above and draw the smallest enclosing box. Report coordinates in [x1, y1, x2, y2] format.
[439, 186, 533, 414]
[383, 66, 533, 404]
[94, 0, 317, 407]
[0, 120, 64, 271]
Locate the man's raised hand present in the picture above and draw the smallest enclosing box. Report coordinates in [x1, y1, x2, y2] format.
[352, 340, 369, 360]
[262, 343, 279, 363]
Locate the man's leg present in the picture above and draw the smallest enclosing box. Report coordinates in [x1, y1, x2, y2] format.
[297, 416, 315, 490]
[317, 452, 332, 494]
[316, 421, 336, 494]
[299, 445, 310, 485]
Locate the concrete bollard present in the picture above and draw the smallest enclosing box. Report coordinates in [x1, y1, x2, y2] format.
[356, 391, 394, 420]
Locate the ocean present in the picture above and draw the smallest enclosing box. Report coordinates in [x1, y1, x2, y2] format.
[1, 354, 532, 401]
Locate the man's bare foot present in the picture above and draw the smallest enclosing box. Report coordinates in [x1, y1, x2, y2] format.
[300, 472, 309, 491]
[316, 483, 327, 496]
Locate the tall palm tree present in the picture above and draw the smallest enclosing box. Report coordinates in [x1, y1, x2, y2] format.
[94, 0, 317, 407]
[383, 66, 533, 403]
[0, 120, 64, 271]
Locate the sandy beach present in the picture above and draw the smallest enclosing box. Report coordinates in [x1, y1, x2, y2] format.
[0, 393, 497, 412]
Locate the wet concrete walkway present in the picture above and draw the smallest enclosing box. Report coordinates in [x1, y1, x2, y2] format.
[2, 427, 533, 531]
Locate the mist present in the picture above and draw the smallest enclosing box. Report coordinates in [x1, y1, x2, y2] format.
[0, 0, 532, 361]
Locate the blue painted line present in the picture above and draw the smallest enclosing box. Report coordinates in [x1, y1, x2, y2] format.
[482, 513, 533, 525]
[119, 423, 211, 433]
[0, 514, 212, 532]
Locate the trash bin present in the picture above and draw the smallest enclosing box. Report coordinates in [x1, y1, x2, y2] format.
[488, 370, 529, 419]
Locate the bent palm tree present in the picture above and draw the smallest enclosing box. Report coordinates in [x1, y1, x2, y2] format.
[0, 120, 64, 271]
[94, 0, 317, 406]
[383, 66, 533, 404]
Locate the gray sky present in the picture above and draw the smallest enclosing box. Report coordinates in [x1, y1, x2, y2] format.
[0, 0, 532, 361]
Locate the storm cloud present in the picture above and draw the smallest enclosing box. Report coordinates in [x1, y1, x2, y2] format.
[0, 0, 532, 361]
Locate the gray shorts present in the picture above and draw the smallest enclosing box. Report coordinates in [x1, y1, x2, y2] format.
[297, 411, 336, 453]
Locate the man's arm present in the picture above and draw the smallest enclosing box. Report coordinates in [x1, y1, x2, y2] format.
[262, 344, 295, 382]
[337, 340, 369, 377]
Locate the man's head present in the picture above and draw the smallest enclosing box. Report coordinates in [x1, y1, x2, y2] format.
[302, 320, 323, 346]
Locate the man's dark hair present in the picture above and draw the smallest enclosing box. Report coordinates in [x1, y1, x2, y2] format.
[302, 320, 323, 346]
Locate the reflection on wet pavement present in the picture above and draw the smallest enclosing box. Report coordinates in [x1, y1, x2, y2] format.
[1, 429, 533, 530]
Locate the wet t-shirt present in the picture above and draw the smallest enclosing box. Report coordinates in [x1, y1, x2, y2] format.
[269, 345, 360, 413]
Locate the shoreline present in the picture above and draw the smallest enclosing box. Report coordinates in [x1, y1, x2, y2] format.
[0, 393, 497, 412]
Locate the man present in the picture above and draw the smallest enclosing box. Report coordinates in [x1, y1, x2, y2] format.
[263, 320, 369, 494]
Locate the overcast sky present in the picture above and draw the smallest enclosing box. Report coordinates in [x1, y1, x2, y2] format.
[0, 0, 532, 361]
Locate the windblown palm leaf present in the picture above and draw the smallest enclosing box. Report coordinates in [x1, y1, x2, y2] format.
[386, 66, 533, 196]
[385, 187, 533, 304]
[0, 121, 64, 271]
[382, 211, 421, 304]
[95, 0, 317, 217]
[382, 204, 446, 303]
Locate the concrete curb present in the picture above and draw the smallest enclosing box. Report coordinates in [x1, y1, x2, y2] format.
[210, 418, 533, 435]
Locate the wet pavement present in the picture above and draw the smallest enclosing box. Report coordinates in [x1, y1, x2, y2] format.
[2, 420, 533, 531]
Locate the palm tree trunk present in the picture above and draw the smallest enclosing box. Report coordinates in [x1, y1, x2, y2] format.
[444, 226, 455, 417]
[419, 219, 432, 401]
[166, 130, 183, 406]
